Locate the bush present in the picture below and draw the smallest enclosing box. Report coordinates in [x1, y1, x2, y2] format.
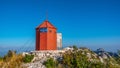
[118, 50, 120, 55]
[61, 50, 107, 68]
[3, 50, 16, 62]
[7, 50, 16, 57]
[0, 50, 23, 68]
[0, 56, 3, 61]
[23, 54, 34, 63]
[44, 58, 57, 68]
[73, 45, 78, 50]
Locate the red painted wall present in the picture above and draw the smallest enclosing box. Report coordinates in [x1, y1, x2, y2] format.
[40, 33, 47, 50]
[36, 28, 39, 50]
[36, 20, 57, 50]
[47, 28, 57, 50]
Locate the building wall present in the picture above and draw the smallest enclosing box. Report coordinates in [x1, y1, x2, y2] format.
[40, 33, 47, 50]
[57, 33, 62, 49]
[36, 29, 40, 50]
[47, 28, 57, 50]
[36, 20, 57, 50]
[36, 28, 57, 50]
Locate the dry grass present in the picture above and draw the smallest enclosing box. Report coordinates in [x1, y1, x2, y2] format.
[0, 51, 24, 68]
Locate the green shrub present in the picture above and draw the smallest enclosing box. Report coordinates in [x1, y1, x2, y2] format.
[73, 45, 78, 50]
[44, 58, 57, 68]
[23, 54, 34, 63]
[61, 50, 108, 68]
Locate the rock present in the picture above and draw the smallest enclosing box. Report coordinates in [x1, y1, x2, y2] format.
[22, 50, 65, 68]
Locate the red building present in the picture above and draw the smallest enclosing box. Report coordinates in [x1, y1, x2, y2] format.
[36, 20, 57, 50]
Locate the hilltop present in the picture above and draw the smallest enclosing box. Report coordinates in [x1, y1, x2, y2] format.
[0, 46, 120, 68]
[22, 46, 120, 68]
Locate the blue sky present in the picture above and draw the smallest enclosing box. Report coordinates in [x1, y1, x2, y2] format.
[0, 0, 120, 52]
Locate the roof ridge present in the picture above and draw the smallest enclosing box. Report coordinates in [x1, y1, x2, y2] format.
[36, 20, 56, 29]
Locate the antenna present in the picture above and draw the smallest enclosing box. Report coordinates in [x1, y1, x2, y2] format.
[46, 10, 48, 21]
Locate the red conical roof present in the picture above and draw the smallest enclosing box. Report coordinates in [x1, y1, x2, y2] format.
[36, 20, 56, 29]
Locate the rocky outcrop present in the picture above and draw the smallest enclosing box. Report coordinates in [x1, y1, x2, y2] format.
[22, 50, 65, 68]
[95, 48, 111, 59]
[22, 47, 119, 68]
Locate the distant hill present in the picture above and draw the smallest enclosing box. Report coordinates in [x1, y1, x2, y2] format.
[0, 46, 34, 57]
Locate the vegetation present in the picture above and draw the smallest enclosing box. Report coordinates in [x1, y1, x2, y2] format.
[23, 54, 34, 63]
[114, 50, 120, 65]
[44, 58, 58, 68]
[0, 46, 120, 68]
[116, 56, 120, 65]
[44, 46, 120, 68]
[61, 48, 105, 68]
[0, 50, 23, 68]
[0, 50, 34, 68]
[73, 45, 78, 50]
[0, 56, 3, 61]
[118, 50, 120, 55]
